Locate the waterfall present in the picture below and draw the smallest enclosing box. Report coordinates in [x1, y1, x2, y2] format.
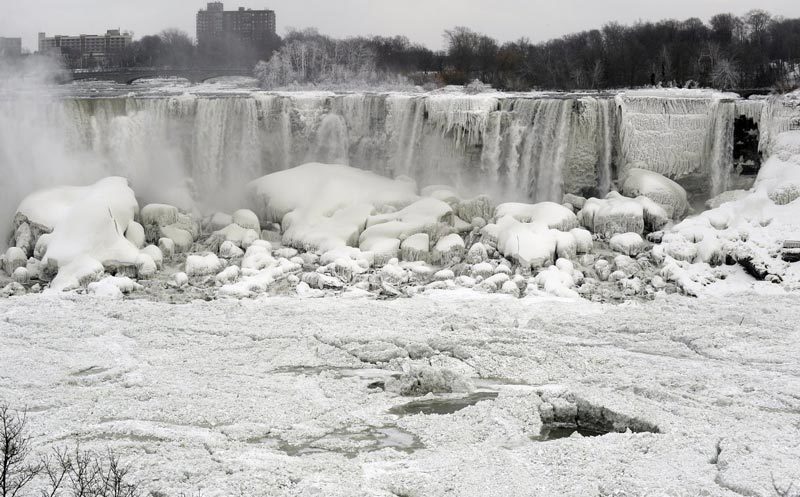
[707, 100, 735, 197]
[311, 113, 350, 165]
[5, 88, 783, 232]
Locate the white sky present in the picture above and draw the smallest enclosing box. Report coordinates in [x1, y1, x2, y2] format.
[3, 0, 800, 52]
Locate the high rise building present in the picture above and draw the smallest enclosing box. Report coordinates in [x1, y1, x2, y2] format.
[0, 37, 22, 57]
[38, 30, 132, 62]
[196, 3, 276, 47]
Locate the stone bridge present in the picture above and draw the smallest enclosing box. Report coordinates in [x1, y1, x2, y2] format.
[69, 68, 253, 85]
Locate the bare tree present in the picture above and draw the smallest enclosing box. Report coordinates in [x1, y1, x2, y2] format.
[1, 404, 41, 497]
[712, 58, 741, 89]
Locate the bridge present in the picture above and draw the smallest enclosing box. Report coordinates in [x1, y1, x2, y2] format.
[68, 68, 254, 85]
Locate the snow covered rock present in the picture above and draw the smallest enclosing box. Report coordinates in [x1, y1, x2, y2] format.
[141, 204, 179, 233]
[495, 202, 579, 231]
[219, 240, 245, 259]
[610, 233, 646, 256]
[160, 226, 193, 253]
[186, 253, 223, 277]
[489, 216, 557, 269]
[136, 253, 157, 279]
[232, 209, 260, 231]
[456, 195, 495, 223]
[400, 233, 430, 262]
[13, 223, 33, 257]
[87, 276, 142, 298]
[361, 198, 454, 263]
[621, 168, 689, 219]
[466, 243, 489, 264]
[11, 267, 29, 285]
[248, 163, 418, 252]
[213, 224, 260, 249]
[16, 178, 140, 291]
[432, 234, 465, 264]
[49, 256, 105, 292]
[125, 221, 146, 249]
[140, 245, 163, 269]
[579, 192, 645, 238]
[570, 228, 594, 254]
[533, 263, 579, 299]
[215, 265, 240, 285]
[173, 272, 189, 288]
[158, 238, 175, 258]
[562, 194, 587, 210]
[754, 155, 800, 206]
[3, 247, 27, 276]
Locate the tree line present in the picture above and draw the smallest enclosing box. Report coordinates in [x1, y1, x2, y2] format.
[439, 10, 800, 90]
[86, 9, 800, 91]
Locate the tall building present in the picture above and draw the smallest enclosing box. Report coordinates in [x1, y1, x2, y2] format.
[0, 37, 22, 57]
[38, 30, 132, 63]
[196, 3, 276, 47]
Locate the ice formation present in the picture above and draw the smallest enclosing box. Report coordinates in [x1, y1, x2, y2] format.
[2, 88, 800, 300]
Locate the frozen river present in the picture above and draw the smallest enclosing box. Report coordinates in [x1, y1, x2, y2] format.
[2, 291, 798, 496]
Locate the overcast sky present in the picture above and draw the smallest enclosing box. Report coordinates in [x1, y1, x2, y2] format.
[3, 0, 800, 51]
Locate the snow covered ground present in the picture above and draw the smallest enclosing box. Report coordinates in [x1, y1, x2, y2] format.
[2, 291, 799, 496]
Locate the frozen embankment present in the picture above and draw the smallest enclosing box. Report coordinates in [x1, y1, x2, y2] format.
[1, 292, 798, 496]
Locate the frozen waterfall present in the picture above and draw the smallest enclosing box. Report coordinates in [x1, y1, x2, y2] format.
[0, 89, 777, 218]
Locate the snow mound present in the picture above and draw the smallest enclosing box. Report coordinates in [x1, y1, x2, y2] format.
[14, 178, 141, 291]
[247, 163, 418, 252]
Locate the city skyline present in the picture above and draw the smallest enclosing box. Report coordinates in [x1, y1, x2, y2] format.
[3, 0, 800, 53]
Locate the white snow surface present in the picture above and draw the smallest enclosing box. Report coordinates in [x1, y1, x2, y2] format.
[1, 292, 798, 496]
